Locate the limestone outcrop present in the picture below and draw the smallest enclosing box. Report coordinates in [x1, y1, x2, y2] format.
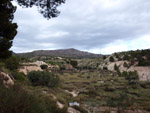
[0, 71, 14, 87]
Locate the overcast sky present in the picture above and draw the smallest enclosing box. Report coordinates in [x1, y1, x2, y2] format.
[11, 0, 150, 54]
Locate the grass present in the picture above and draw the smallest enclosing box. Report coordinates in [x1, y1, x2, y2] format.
[57, 70, 150, 112]
[1, 56, 150, 112]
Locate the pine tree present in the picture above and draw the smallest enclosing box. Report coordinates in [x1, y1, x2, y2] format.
[0, 0, 18, 58]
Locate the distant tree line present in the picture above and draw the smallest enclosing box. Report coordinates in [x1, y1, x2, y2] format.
[111, 49, 150, 66]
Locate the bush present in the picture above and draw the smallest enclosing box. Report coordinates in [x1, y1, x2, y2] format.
[109, 56, 114, 62]
[125, 71, 139, 81]
[123, 62, 129, 68]
[0, 56, 20, 71]
[70, 60, 78, 68]
[121, 71, 139, 84]
[114, 64, 119, 71]
[40, 64, 48, 69]
[0, 83, 67, 113]
[123, 54, 129, 60]
[107, 93, 134, 112]
[103, 56, 106, 59]
[11, 72, 27, 82]
[138, 58, 150, 66]
[28, 71, 60, 87]
[103, 66, 108, 70]
[49, 61, 62, 66]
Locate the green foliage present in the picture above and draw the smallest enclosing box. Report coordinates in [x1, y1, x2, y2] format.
[138, 58, 150, 66]
[0, 0, 18, 58]
[103, 56, 106, 60]
[28, 71, 60, 87]
[0, 56, 19, 71]
[16, 0, 65, 19]
[116, 49, 150, 66]
[123, 62, 129, 68]
[114, 64, 119, 71]
[70, 60, 78, 68]
[109, 56, 114, 62]
[0, 83, 67, 113]
[3, 56, 19, 70]
[11, 71, 27, 82]
[123, 54, 129, 60]
[103, 66, 108, 70]
[121, 71, 128, 77]
[114, 53, 121, 60]
[107, 93, 134, 111]
[49, 61, 62, 66]
[0, 0, 65, 59]
[126, 71, 139, 81]
[121, 71, 139, 83]
[19, 57, 31, 62]
[40, 64, 48, 69]
[114, 64, 122, 76]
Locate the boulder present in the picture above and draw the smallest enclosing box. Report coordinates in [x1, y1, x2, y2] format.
[0, 71, 14, 87]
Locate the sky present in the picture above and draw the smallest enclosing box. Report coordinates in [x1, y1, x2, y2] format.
[11, 0, 150, 54]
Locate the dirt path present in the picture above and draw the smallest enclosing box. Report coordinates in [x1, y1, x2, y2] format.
[65, 90, 79, 97]
[67, 107, 80, 113]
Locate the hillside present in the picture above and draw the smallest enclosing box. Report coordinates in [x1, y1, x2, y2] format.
[17, 48, 102, 58]
[1, 49, 150, 112]
[100, 49, 150, 81]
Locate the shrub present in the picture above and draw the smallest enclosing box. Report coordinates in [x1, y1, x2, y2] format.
[28, 71, 60, 87]
[0, 56, 20, 71]
[103, 66, 108, 70]
[70, 60, 78, 68]
[0, 83, 67, 113]
[107, 93, 134, 112]
[40, 64, 48, 69]
[103, 56, 106, 59]
[49, 61, 61, 66]
[114, 64, 119, 71]
[125, 71, 139, 81]
[121, 71, 139, 84]
[11, 72, 27, 82]
[138, 58, 150, 66]
[123, 62, 129, 68]
[123, 54, 129, 60]
[109, 56, 114, 62]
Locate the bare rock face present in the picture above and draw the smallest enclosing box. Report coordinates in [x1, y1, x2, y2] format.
[101, 54, 150, 81]
[0, 71, 14, 87]
[129, 66, 150, 81]
[19, 61, 44, 75]
[19, 65, 42, 75]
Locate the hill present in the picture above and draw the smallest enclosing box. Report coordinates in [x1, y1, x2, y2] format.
[16, 48, 103, 58]
[100, 49, 150, 81]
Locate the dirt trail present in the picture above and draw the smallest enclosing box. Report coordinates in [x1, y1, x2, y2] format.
[51, 95, 64, 109]
[67, 107, 80, 113]
[65, 90, 79, 97]
[57, 101, 64, 109]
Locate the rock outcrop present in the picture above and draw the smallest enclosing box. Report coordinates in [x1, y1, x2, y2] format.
[0, 71, 14, 87]
[19, 61, 44, 75]
[101, 54, 150, 81]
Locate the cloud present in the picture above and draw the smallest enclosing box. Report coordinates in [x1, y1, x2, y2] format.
[99, 35, 150, 54]
[11, 0, 150, 54]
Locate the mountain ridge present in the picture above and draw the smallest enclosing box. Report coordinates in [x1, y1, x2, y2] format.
[17, 48, 103, 58]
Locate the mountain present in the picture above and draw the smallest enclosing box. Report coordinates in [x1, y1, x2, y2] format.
[17, 48, 103, 58]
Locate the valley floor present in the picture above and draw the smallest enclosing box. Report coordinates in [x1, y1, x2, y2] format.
[42, 70, 150, 113]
